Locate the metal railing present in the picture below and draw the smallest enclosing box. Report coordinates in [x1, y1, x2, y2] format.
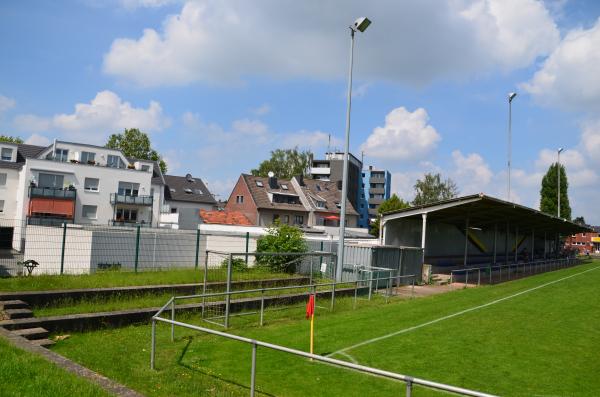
[110, 193, 153, 206]
[29, 186, 76, 199]
[449, 258, 581, 286]
[26, 216, 73, 227]
[150, 283, 495, 397]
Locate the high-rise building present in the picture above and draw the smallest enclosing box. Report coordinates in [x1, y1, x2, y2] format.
[358, 166, 391, 229]
[309, 152, 363, 210]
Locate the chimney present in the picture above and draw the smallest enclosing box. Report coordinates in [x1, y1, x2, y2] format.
[269, 176, 278, 189]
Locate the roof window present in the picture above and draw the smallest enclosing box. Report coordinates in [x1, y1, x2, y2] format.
[281, 184, 288, 190]
[184, 188, 193, 194]
[256, 180, 264, 187]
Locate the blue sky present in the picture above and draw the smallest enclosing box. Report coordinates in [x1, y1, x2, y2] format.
[1, 0, 599, 223]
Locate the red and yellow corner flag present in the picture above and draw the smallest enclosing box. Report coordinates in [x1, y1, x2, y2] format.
[306, 294, 315, 356]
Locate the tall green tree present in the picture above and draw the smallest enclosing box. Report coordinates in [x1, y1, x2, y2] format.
[0, 135, 23, 144]
[105, 128, 167, 173]
[412, 173, 458, 206]
[251, 147, 311, 179]
[540, 163, 571, 219]
[573, 216, 586, 226]
[369, 194, 410, 236]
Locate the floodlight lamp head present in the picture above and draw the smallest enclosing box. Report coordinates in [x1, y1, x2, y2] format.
[352, 17, 371, 32]
[558, 147, 564, 153]
[508, 92, 517, 102]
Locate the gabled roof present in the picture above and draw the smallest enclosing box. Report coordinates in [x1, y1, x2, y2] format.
[382, 193, 591, 234]
[163, 174, 217, 205]
[242, 174, 307, 212]
[300, 178, 358, 216]
[0, 143, 47, 170]
[200, 210, 252, 226]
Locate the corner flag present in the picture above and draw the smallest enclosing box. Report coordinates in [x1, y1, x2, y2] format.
[306, 294, 315, 356]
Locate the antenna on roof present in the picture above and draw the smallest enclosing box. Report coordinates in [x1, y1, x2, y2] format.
[268, 171, 275, 178]
[327, 133, 331, 155]
[185, 173, 194, 182]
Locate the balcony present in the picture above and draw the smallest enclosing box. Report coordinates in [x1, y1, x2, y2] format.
[27, 216, 73, 227]
[29, 186, 76, 200]
[111, 220, 151, 228]
[369, 176, 386, 185]
[110, 193, 153, 206]
[310, 167, 331, 175]
[370, 187, 385, 195]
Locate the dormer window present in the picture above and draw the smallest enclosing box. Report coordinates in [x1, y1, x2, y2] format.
[81, 151, 95, 164]
[0, 148, 13, 161]
[281, 184, 288, 190]
[55, 148, 68, 162]
[316, 185, 322, 191]
[316, 201, 326, 209]
[335, 202, 341, 209]
[107, 155, 125, 168]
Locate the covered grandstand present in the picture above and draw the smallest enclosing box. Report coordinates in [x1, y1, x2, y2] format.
[380, 193, 591, 272]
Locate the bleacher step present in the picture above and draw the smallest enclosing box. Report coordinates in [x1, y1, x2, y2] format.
[30, 338, 55, 348]
[0, 300, 29, 310]
[4, 308, 33, 319]
[12, 327, 49, 340]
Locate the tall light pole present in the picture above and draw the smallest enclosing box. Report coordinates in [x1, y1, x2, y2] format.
[336, 16, 371, 281]
[507, 92, 517, 201]
[557, 147, 563, 217]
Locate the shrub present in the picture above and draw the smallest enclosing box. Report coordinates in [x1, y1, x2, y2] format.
[256, 222, 307, 273]
[220, 257, 249, 272]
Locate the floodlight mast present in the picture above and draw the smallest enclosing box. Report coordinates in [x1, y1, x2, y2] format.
[336, 17, 371, 281]
[557, 147, 564, 218]
[507, 92, 517, 202]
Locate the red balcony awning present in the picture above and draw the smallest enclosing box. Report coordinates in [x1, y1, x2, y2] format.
[324, 215, 340, 220]
[29, 198, 75, 218]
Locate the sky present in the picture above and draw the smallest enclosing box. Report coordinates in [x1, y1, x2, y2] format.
[1, 0, 599, 223]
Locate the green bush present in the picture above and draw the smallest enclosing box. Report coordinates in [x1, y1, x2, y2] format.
[256, 222, 307, 273]
[220, 258, 249, 272]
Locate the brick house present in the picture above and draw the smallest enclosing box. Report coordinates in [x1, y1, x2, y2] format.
[564, 231, 600, 254]
[225, 174, 358, 227]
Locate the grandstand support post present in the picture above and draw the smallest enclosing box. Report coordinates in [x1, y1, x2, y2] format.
[477, 268, 481, 286]
[531, 229, 535, 261]
[463, 217, 469, 267]
[493, 223, 497, 265]
[134, 225, 141, 273]
[224, 253, 233, 328]
[544, 231, 547, 259]
[250, 341, 257, 397]
[421, 213, 427, 264]
[411, 276, 415, 298]
[194, 229, 200, 270]
[514, 225, 519, 264]
[245, 232, 250, 264]
[150, 318, 156, 370]
[505, 221, 510, 265]
[60, 222, 67, 275]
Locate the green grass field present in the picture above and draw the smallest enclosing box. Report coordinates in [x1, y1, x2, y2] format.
[0, 337, 110, 397]
[51, 260, 600, 396]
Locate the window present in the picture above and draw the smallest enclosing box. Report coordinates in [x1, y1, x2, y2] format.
[38, 173, 64, 188]
[316, 200, 326, 208]
[141, 165, 150, 172]
[116, 208, 137, 221]
[194, 189, 203, 195]
[170, 207, 178, 214]
[236, 195, 244, 204]
[335, 202, 341, 209]
[283, 215, 289, 224]
[84, 177, 99, 192]
[170, 188, 176, 193]
[107, 155, 125, 169]
[81, 151, 96, 164]
[0, 173, 6, 186]
[256, 181, 264, 187]
[54, 148, 68, 162]
[184, 188, 193, 194]
[118, 182, 139, 196]
[281, 184, 288, 190]
[294, 215, 304, 225]
[0, 200, 4, 213]
[316, 185, 322, 191]
[82, 205, 97, 219]
[1, 148, 13, 161]
[273, 214, 280, 223]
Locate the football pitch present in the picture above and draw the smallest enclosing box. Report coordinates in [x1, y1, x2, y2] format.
[53, 260, 600, 396]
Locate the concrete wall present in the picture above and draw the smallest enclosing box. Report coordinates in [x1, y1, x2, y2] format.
[0, 168, 20, 224]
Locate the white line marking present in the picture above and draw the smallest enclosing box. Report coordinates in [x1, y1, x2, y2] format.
[336, 351, 359, 364]
[329, 265, 600, 358]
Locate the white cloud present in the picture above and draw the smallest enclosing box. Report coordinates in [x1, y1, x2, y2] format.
[522, 17, 600, 111]
[13, 91, 170, 144]
[251, 104, 271, 116]
[451, 150, 493, 194]
[581, 120, 600, 163]
[360, 107, 441, 161]
[281, 130, 340, 151]
[103, 0, 559, 86]
[119, 0, 178, 9]
[24, 134, 51, 146]
[0, 95, 16, 114]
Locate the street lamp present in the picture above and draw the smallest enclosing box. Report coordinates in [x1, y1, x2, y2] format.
[557, 147, 563, 218]
[336, 16, 371, 281]
[507, 92, 517, 201]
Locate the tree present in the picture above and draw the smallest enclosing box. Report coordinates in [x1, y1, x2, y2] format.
[105, 128, 167, 173]
[0, 135, 23, 144]
[540, 163, 571, 219]
[412, 173, 458, 206]
[251, 147, 311, 179]
[369, 194, 410, 236]
[256, 222, 308, 273]
[573, 216, 586, 226]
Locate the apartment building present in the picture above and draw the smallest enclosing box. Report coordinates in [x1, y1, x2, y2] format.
[225, 174, 358, 228]
[309, 152, 363, 210]
[159, 174, 217, 229]
[0, 141, 216, 248]
[358, 167, 392, 228]
[564, 231, 600, 254]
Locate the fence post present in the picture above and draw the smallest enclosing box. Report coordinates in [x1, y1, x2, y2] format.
[134, 225, 141, 273]
[353, 280, 358, 309]
[330, 282, 336, 312]
[194, 229, 200, 270]
[225, 253, 233, 328]
[250, 341, 257, 397]
[259, 289, 265, 326]
[406, 379, 413, 397]
[245, 232, 250, 265]
[201, 251, 208, 319]
[60, 222, 67, 275]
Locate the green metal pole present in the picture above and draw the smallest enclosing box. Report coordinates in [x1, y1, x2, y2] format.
[319, 241, 324, 273]
[194, 229, 201, 270]
[245, 232, 250, 265]
[60, 222, 67, 275]
[134, 225, 141, 273]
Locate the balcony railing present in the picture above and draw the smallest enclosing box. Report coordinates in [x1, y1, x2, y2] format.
[110, 193, 153, 206]
[111, 220, 151, 227]
[29, 186, 76, 200]
[27, 216, 73, 227]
